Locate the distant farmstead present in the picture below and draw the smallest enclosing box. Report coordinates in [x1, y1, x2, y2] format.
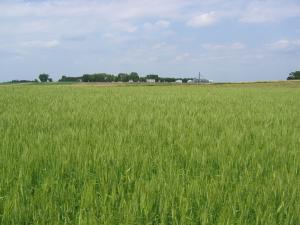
[192, 78, 210, 83]
[146, 79, 156, 83]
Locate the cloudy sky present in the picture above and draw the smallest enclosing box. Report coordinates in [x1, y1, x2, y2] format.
[0, 0, 300, 82]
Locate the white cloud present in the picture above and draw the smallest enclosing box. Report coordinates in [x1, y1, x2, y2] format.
[267, 39, 300, 51]
[144, 20, 171, 31]
[0, 0, 179, 40]
[102, 33, 138, 44]
[153, 42, 167, 49]
[268, 40, 290, 50]
[202, 42, 245, 51]
[155, 20, 170, 28]
[0, 0, 184, 20]
[0, 0, 300, 82]
[187, 12, 218, 27]
[0, 0, 299, 38]
[20, 40, 60, 48]
[174, 53, 190, 62]
[294, 40, 300, 46]
[240, 0, 300, 23]
[112, 23, 138, 33]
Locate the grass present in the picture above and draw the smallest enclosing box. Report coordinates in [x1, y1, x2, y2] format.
[0, 82, 299, 224]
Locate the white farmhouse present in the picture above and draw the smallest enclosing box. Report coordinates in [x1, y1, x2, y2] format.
[146, 79, 156, 83]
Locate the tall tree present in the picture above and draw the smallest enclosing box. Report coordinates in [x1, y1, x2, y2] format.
[129, 72, 139, 82]
[117, 73, 129, 82]
[287, 71, 300, 80]
[146, 74, 159, 82]
[39, 74, 49, 82]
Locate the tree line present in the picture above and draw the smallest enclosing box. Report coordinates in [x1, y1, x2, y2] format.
[287, 71, 300, 80]
[7, 74, 52, 83]
[58, 72, 193, 83]
[5, 72, 193, 84]
[5, 70, 299, 84]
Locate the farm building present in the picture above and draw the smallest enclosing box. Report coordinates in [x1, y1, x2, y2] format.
[146, 79, 156, 83]
[192, 78, 210, 83]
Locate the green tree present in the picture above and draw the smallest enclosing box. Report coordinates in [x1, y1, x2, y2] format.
[287, 71, 300, 80]
[146, 74, 159, 82]
[129, 72, 139, 82]
[117, 73, 129, 82]
[39, 74, 49, 82]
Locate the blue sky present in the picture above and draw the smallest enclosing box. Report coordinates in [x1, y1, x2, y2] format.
[0, 0, 299, 82]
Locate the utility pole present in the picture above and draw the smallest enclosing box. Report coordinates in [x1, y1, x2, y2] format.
[198, 72, 201, 84]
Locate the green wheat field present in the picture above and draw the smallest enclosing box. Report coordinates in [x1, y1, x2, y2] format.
[0, 82, 299, 224]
